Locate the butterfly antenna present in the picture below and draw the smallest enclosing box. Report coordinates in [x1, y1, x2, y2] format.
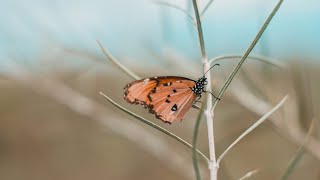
[204, 91, 221, 101]
[203, 63, 220, 76]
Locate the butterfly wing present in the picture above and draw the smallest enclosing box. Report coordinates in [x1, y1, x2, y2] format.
[148, 77, 196, 123]
[124, 78, 158, 106]
[124, 76, 197, 123]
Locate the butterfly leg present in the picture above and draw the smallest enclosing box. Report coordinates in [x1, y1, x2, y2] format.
[192, 95, 201, 104]
[194, 100, 203, 105]
[195, 95, 202, 102]
[193, 96, 203, 109]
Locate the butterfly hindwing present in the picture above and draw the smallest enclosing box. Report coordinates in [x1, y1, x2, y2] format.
[149, 90, 196, 123]
[148, 78, 196, 123]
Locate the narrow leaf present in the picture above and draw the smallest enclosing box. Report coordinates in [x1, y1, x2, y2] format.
[97, 40, 141, 80]
[100, 92, 209, 162]
[280, 119, 315, 180]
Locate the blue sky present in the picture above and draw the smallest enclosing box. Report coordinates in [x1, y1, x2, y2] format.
[0, 0, 319, 66]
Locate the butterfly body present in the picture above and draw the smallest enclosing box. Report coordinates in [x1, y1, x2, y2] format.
[124, 76, 207, 123]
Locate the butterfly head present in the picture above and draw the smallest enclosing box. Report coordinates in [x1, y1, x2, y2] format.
[192, 76, 208, 97]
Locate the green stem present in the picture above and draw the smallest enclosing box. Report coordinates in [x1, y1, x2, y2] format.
[192, 104, 205, 180]
[192, 0, 217, 180]
[192, 0, 207, 63]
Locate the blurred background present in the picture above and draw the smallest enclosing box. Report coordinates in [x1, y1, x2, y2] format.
[0, 0, 320, 179]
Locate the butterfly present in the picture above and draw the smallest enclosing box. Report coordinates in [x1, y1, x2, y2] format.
[124, 64, 220, 123]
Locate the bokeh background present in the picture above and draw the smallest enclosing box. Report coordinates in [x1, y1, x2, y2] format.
[0, 0, 320, 179]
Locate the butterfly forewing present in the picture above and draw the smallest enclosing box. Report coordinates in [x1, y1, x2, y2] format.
[124, 78, 157, 106]
[124, 76, 197, 123]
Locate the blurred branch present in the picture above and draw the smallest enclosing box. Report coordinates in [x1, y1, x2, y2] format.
[280, 148, 305, 180]
[238, 68, 270, 102]
[229, 81, 320, 160]
[280, 119, 315, 180]
[100, 92, 209, 162]
[192, 0, 207, 64]
[97, 40, 141, 80]
[200, 0, 215, 18]
[154, 1, 195, 24]
[238, 169, 260, 180]
[209, 54, 285, 68]
[4, 60, 205, 180]
[217, 95, 288, 165]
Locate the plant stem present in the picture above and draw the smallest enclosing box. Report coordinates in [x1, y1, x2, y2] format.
[201, 0, 215, 18]
[155, 1, 195, 23]
[280, 119, 315, 180]
[192, 0, 207, 64]
[208, 54, 285, 68]
[192, 104, 205, 180]
[192, 0, 217, 179]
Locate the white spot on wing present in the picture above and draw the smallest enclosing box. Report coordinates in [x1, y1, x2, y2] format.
[143, 78, 150, 84]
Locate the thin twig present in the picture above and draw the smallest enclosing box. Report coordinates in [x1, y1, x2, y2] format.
[238, 169, 260, 180]
[154, 1, 195, 24]
[191, 0, 217, 179]
[192, 0, 207, 64]
[200, 0, 215, 18]
[280, 119, 315, 180]
[209, 54, 285, 68]
[229, 80, 320, 160]
[280, 147, 305, 180]
[97, 40, 141, 80]
[217, 95, 288, 164]
[100, 92, 209, 162]
[211, 0, 284, 110]
[192, 103, 205, 180]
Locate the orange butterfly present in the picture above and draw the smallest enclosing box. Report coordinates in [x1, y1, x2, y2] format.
[124, 64, 220, 123]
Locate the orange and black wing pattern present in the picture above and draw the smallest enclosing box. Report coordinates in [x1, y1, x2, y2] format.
[124, 76, 196, 123]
